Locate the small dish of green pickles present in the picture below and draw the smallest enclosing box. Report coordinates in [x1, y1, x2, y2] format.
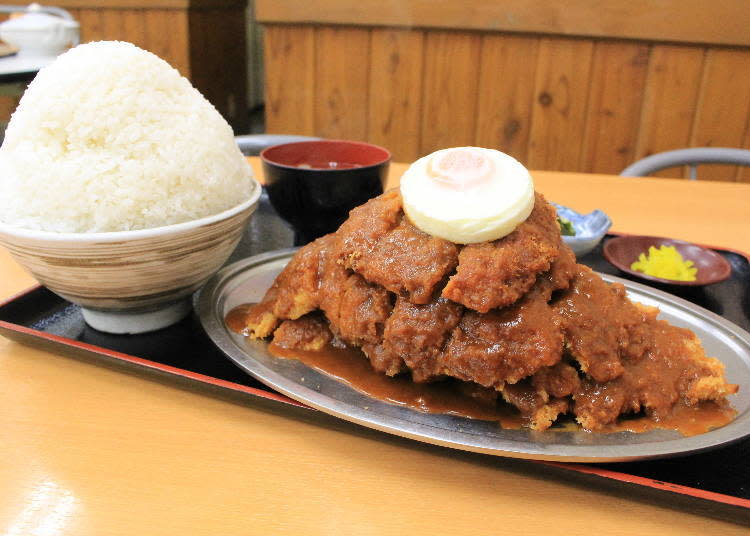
[552, 203, 612, 257]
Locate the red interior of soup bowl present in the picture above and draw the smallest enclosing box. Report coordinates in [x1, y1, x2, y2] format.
[261, 140, 391, 170]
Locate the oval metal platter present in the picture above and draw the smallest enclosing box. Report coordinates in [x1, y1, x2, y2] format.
[195, 249, 750, 462]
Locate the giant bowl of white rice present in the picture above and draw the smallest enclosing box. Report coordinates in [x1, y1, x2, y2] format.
[0, 41, 261, 333]
[0, 40, 255, 232]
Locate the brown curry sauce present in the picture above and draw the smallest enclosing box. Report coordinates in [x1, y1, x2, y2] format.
[227, 304, 735, 437]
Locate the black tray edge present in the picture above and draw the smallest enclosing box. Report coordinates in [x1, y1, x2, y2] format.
[1, 237, 750, 520]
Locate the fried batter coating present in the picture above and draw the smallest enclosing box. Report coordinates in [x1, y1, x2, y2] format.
[243, 190, 738, 432]
[336, 190, 459, 304]
[441, 193, 561, 312]
[538, 243, 577, 300]
[532, 361, 581, 399]
[439, 287, 564, 389]
[556, 265, 655, 382]
[379, 296, 464, 382]
[574, 321, 738, 430]
[558, 266, 738, 429]
[244, 234, 332, 338]
[318, 250, 392, 347]
[501, 381, 570, 431]
[272, 314, 333, 351]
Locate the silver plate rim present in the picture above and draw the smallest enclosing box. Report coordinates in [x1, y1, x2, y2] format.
[195, 249, 750, 463]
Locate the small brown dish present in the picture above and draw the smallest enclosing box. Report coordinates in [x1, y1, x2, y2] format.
[603, 235, 732, 287]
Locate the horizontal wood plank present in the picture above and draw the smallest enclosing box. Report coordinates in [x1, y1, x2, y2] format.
[256, 0, 750, 47]
[0, 0, 246, 9]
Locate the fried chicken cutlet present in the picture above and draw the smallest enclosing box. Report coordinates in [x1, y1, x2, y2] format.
[243, 190, 737, 431]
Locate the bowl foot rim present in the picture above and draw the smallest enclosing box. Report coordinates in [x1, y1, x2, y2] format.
[80, 299, 192, 334]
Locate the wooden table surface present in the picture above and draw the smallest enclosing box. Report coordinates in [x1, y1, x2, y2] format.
[1, 162, 749, 535]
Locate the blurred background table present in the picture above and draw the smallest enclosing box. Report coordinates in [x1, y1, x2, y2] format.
[0, 54, 53, 82]
[0, 164, 749, 535]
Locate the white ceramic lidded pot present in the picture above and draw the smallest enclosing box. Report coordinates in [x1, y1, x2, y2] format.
[0, 3, 79, 57]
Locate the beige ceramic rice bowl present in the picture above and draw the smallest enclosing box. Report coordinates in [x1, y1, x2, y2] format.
[0, 41, 260, 333]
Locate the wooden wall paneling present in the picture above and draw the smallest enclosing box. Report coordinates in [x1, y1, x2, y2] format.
[263, 25, 315, 136]
[474, 34, 539, 164]
[313, 26, 370, 141]
[256, 0, 750, 48]
[420, 31, 482, 155]
[0, 84, 22, 130]
[634, 44, 706, 178]
[689, 48, 750, 182]
[367, 29, 424, 162]
[118, 10, 148, 48]
[188, 7, 247, 130]
[75, 8, 104, 42]
[527, 37, 594, 171]
[580, 41, 649, 175]
[144, 9, 189, 76]
[738, 113, 750, 183]
[98, 8, 125, 41]
[224, 6, 250, 128]
[97, 9, 145, 47]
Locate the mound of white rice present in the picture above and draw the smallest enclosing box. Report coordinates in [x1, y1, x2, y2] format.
[0, 41, 255, 233]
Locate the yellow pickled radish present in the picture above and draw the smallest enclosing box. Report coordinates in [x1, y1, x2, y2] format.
[630, 245, 698, 281]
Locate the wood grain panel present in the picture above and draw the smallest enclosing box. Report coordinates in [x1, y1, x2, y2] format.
[420, 31, 481, 155]
[689, 48, 750, 182]
[580, 41, 649, 174]
[0, 3, 246, 131]
[188, 7, 247, 129]
[75, 8, 104, 42]
[117, 10, 149, 49]
[474, 34, 539, 163]
[260, 21, 750, 181]
[95, 9, 144, 47]
[527, 37, 594, 171]
[738, 119, 750, 183]
[263, 25, 315, 136]
[314, 26, 370, 140]
[98, 7, 126, 40]
[635, 45, 706, 178]
[256, 0, 750, 48]
[367, 29, 424, 162]
[0, 93, 21, 128]
[144, 9, 189, 76]
[0, 0, 245, 8]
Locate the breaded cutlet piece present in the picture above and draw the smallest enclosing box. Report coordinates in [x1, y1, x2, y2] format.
[318, 248, 393, 348]
[572, 312, 738, 430]
[441, 193, 562, 313]
[501, 381, 571, 431]
[438, 286, 564, 389]
[243, 190, 738, 433]
[556, 265, 656, 383]
[370, 296, 464, 381]
[272, 314, 333, 352]
[335, 190, 459, 304]
[244, 234, 332, 339]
